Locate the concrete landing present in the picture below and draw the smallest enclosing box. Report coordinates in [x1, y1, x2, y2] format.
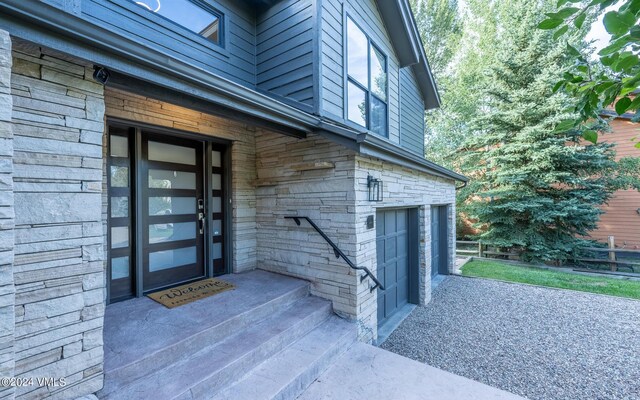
[298, 343, 525, 400]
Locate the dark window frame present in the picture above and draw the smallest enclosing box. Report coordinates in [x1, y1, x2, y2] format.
[125, 0, 226, 50]
[344, 14, 389, 138]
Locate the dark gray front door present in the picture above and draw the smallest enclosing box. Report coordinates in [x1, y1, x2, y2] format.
[141, 132, 206, 292]
[377, 209, 409, 327]
[431, 206, 449, 277]
[107, 123, 228, 303]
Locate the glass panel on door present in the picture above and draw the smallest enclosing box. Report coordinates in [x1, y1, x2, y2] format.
[149, 197, 196, 216]
[107, 127, 134, 302]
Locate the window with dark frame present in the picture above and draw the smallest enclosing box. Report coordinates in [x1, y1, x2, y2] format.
[131, 0, 223, 46]
[346, 16, 388, 137]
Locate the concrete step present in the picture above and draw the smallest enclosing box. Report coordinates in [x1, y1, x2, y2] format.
[100, 271, 310, 397]
[102, 296, 332, 400]
[210, 315, 356, 400]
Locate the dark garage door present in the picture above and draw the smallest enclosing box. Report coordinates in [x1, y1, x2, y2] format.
[431, 206, 449, 277]
[377, 209, 410, 327]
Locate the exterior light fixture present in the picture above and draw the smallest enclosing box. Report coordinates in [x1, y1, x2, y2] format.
[367, 175, 383, 202]
[92, 66, 110, 85]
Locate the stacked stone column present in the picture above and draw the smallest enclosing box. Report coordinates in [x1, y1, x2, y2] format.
[0, 29, 15, 400]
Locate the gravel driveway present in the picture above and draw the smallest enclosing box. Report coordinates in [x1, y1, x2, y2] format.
[380, 276, 640, 400]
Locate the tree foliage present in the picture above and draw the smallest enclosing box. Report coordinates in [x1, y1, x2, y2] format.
[409, 0, 462, 79]
[539, 0, 640, 141]
[415, 0, 493, 168]
[457, 0, 640, 262]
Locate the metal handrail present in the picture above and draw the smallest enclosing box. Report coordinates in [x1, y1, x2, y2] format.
[285, 216, 385, 292]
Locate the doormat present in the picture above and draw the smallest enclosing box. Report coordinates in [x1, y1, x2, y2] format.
[147, 278, 235, 309]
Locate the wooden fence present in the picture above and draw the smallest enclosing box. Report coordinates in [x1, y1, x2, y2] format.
[456, 240, 519, 259]
[456, 235, 638, 272]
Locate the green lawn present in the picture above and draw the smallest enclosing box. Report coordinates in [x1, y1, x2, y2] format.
[461, 260, 640, 300]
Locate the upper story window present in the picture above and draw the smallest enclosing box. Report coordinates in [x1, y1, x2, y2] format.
[346, 17, 388, 136]
[132, 0, 222, 46]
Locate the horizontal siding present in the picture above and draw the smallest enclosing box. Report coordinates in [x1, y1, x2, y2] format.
[320, 0, 400, 143]
[82, 0, 256, 87]
[589, 119, 640, 246]
[256, 0, 315, 109]
[320, 0, 343, 117]
[399, 68, 425, 155]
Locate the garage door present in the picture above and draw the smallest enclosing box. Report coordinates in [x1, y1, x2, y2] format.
[431, 206, 449, 277]
[377, 209, 409, 327]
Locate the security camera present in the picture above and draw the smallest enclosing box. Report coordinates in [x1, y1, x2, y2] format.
[93, 66, 110, 85]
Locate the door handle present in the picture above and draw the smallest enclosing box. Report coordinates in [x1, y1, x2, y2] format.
[198, 212, 205, 234]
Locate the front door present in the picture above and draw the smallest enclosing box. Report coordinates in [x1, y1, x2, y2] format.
[142, 133, 205, 292]
[107, 124, 226, 303]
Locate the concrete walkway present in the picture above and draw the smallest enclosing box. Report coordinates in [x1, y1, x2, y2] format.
[298, 343, 524, 400]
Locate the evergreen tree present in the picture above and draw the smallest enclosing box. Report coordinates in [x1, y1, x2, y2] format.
[457, 0, 640, 263]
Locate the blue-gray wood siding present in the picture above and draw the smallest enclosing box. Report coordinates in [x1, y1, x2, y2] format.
[256, 0, 315, 111]
[320, 0, 343, 119]
[399, 68, 425, 156]
[81, 0, 257, 87]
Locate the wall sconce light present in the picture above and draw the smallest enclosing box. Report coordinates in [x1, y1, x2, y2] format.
[367, 175, 383, 202]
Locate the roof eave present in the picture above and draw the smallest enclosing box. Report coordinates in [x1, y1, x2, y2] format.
[314, 121, 468, 183]
[375, 0, 421, 67]
[412, 57, 441, 110]
[377, 0, 442, 110]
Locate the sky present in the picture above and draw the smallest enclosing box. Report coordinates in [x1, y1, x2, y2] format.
[585, 4, 621, 54]
[587, 15, 611, 53]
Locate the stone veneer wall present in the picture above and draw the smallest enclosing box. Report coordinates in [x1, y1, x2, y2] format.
[255, 133, 458, 342]
[0, 30, 15, 400]
[353, 155, 457, 341]
[10, 39, 106, 398]
[255, 132, 360, 319]
[103, 87, 258, 273]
